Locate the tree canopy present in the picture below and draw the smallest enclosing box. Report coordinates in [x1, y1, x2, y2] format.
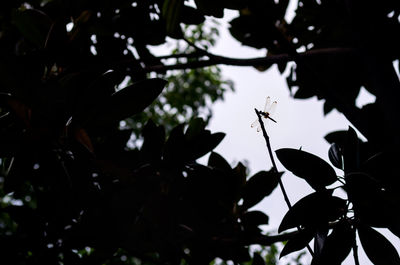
[0, 0, 400, 264]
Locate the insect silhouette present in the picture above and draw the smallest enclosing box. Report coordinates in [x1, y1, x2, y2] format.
[251, 96, 277, 132]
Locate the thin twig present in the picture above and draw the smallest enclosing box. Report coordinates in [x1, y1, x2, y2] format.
[353, 232, 360, 265]
[254, 108, 291, 208]
[254, 108, 314, 257]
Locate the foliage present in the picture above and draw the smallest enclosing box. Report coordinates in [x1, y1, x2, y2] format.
[1, 0, 400, 264]
[128, 21, 234, 137]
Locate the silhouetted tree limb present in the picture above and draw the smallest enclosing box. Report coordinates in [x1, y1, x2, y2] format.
[144, 47, 356, 73]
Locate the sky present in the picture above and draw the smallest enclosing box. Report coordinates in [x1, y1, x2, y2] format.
[197, 7, 400, 265]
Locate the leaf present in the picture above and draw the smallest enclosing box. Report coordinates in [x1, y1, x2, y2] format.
[162, 0, 184, 37]
[328, 143, 343, 170]
[358, 225, 400, 265]
[324, 130, 348, 146]
[0, 94, 31, 127]
[163, 123, 185, 163]
[242, 170, 282, 209]
[12, 9, 52, 47]
[141, 120, 165, 162]
[194, 0, 225, 18]
[233, 162, 247, 190]
[252, 252, 266, 265]
[180, 5, 205, 25]
[241, 211, 269, 228]
[323, 101, 334, 115]
[311, 221, 355, 265]
[208, 152, 231, 172]
[276, 148, 338, 191]
[72, 126, 94, 153]
[280, 229, 314, 258]
[185, 118, 207, 140]
[345, 173, 400, 228]
[344, 126, 360, 173]
[313, 226, 328, 258]
[86, 78, 166, 128]
[186, 132, 225, 161]
[279, 191, 346, 233]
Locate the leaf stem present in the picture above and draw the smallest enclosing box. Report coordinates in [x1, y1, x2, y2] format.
[254, 108, 291, 208]
[353, 238, 360, 265]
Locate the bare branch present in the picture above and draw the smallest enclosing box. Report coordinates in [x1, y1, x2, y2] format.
[144, 47, 355, 73]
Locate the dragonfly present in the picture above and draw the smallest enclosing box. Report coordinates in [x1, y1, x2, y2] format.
[251, 96, 277, 132]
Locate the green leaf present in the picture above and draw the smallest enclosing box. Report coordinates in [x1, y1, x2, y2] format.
[328, 143, 343, 170]
[242, 170, 282, 209]
[279, 191, 346, 233]
[311, 221, 355, 265]
[86, 78, 166, 128]
[276, 148, 338, 191]
[358, 225, 400, 265]
[280, 229, 314, 258]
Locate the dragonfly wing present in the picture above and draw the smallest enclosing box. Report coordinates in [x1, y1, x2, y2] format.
[263, 96, 271, 112]
[251, 119, 259, 128]
[266, 101, 277, 116]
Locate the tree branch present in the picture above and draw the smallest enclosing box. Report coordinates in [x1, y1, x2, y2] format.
[254, 108, 314, 257]
[144, 47, 355, 73]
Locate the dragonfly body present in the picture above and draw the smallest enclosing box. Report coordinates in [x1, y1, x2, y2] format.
[260, 111, 277, 123]
[251, 96, 277, 131]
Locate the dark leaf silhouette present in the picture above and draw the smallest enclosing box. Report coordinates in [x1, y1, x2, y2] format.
[279, 191, 346, 232]
[358, 224, 400, 265]
[328, 143, 343, 170]
[12, 8, 52, 48]
[346, 173, 400, 228]
[252, 252, 266, 265]
[311, 221, 355, 265]
[241, 211, 269, 231]
[280, 229, 314, 258]
[208, 152, 232, 172]
[344, 126, 360, 173]
[86, 78, 167, 128]
[276, 148, 337, 190]
[242, 170, 282, 209]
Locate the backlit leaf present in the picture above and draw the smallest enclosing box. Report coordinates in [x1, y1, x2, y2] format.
[276, 148, 337, 190]
[279, 191, 346, 232]
[280, 229, 314, 258]
[358, 225, 400, 265]
[328, 143, 343, 170]
[311, 220, 354, 265]
[242, 170, 282, 209]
